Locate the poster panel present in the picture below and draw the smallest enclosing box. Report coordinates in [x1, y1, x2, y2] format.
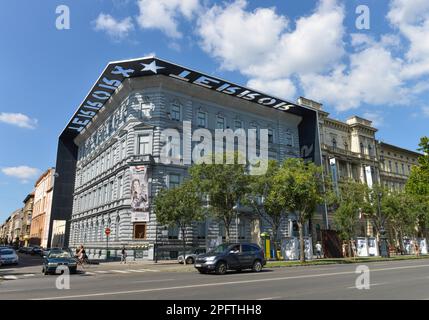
[356, 237, 369, 257]
[368, 237, 379, 256]
[365, 165, 373, 189]
[418, 238, 428, 254]
[130, 165, 150, 222]
[281, 237, 299, 260]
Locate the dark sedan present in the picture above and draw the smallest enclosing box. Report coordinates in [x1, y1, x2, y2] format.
[194, 243, 266, 275]
[42, 249, 77, 275]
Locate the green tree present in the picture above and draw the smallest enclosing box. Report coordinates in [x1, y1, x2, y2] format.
[272, 158, 323, 262]
[332, 180, 367, 257]
[154, 180, 204, 260]
[246, 160, 284, 259]
[189, 155, 250, 242]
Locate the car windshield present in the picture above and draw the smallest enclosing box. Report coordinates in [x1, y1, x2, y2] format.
[209, 244, 230, 254]
[48, 251, 71, 258]
[0, 249, 14, 255]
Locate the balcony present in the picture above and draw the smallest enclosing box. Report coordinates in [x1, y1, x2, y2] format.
[321, 144, 377, 162]
[127, 154, 155, 165]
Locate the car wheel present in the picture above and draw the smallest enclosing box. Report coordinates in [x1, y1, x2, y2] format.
[252, 260, 263, 272]
[215, 261, 227, 275]
[185, 257, 194, 264]
[42, 268, 49, 275]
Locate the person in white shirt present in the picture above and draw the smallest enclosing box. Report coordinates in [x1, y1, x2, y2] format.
[315, 242, 322, 259]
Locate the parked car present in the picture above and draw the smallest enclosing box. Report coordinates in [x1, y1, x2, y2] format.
[194, 243, 266, 275]
[31, 246, 43, 256]
[0, 248, 19, 266]
[18, 247, 26, 253]
[23, 246, 33, 254]
[178, 248, 207, 264]
[42, 249, 77, 275]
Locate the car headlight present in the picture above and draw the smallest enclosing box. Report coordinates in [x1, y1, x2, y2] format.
[48, 262, 57, 266]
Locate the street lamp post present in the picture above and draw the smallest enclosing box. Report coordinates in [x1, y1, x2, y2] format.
[377, 191, 389, 257]
[154, 222, 158, 263]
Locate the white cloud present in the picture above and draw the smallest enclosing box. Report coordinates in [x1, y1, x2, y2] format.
[362, 112, 385, 128]
[0, 112, 37, 129]
[197, 0, 345, 101]
[1, 166, 41, 183]
[247, 78, 296, 100]
[300, 41, 406, 111]
[94, 13, 134, 39]
[423, 106, 429, 117]
[136, 0, 200, 38]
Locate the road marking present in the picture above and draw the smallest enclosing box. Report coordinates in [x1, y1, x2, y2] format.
[127, 269, 147, 273]
[2, 275, 18, 280]
[94, 270, 109, 274]
[140, 269, 160, 272]
[134, 279, 175, 283]
[23, 274, 35, 277]
[33, 263, 429, 300]
[257, 296, 281, 300]
[110, 270, 130, 274]
[347, 282, 386, 289]
[84, 272, 96, 275]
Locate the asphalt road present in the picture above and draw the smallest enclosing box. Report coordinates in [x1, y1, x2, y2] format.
[1, 258, 429, 300]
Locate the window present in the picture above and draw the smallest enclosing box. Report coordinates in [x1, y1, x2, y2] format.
[285, 131, 293, 147]
[395, 162, 399, 173]
[109, 181, 114, 202]
[197, 221, 206, 239]
[401, 163, 405, 174]
[238, 222, 246, 240]
[216, 116, 225, 129]
[121, 140, 127, 160]
[242, 244, 258, 253]
[268, 129, 274, 144]
[168, 224, 179, 239]
[117, 176, 123, 199]
[197, 111, 207, 128]
[98, 187, 102, 206]
[389, 161, 392, 172]
[360, 143, 364, 154]
[133, 223, 146, 239]
[234, 120, 243, 129]
[169, 174, 180, 189]
[368, 144, 373, 156]
[171, 103, 181, 121]
[138, 135, 150, 155]
[344, 142, 348, 150]
[332, 138, 337, 148]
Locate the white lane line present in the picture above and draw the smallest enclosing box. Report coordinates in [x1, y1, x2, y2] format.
[32, 263, 429, 300]
[3, 275, 18, 280]
[140, 269, 160, 272]
[94, 270, 109, 274]
[257, 296, 281, 300]
[134, 279, 175, 283]
[347, 282, 387, 289]
[23, 274, 35, 277]
[127, 269, 147, 273]
[84, 272, 96, 275]
[110, 270, 130, 274]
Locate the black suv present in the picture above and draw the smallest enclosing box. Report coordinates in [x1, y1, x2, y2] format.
[194, 243, 266, 275]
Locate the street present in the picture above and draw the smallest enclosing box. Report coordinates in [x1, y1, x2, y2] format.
[1, 255, 429, 300]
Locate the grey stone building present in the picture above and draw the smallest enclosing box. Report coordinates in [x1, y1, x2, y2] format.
[52, 56, 320, 260]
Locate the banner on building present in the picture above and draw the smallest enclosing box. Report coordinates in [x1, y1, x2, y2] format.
[130, 165, 150, 222]
[418, 238, 428, 254]
[365, 165, 373, 189]
[329, 158, 339, 196]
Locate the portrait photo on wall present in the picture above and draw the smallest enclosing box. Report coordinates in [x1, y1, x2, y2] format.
[130, 165, 149, 212]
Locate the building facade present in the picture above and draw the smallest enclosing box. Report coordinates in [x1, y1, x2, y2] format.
[298, 97, 421, 239]
[21, 192, 34, 246]
[29, 168, 55, 247]
[52, 56, 320, 260]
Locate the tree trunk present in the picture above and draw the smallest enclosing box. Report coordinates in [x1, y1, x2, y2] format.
[348, 239, 353, 258]
[182, 228, 186, 266]
[297, 219, 305, 263]
[398, 229, 405, 255]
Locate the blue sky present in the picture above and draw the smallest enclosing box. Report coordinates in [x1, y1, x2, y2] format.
[0, 0, 428, 222]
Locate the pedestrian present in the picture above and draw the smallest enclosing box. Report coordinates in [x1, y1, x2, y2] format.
[342, 241, 347, 258]
[315, 242, 322, 259]
[415, 241, 420, 257]
[121, 246, 127, 264]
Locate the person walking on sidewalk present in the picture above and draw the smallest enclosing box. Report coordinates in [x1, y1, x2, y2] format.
[121, 246, 127, 264]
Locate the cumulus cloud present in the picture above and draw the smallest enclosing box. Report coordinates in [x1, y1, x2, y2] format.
[94, 13, 134, 39]
[362, 111, 385, 128]
[197, 0, 345, 102]
[136, 0, 200, 38]
[0, 112, 37, 129]
[1, 166, 41, 183]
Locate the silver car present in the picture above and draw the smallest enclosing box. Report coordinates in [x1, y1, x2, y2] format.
[0, 248, 19, 266]
[178, 248, 206, 264]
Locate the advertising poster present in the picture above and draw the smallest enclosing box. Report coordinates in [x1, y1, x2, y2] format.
[329, 158, 339, 196]
[365, 166, 373, 189]
[418, 238, 428, 254]
[281, 237, 299, 260]
[368, 237, 379, 256]
[403, 239, 412, 254]
[130, 165, 150, 222]
[356, 237, 369, 257]
[304, 237, 313, 260]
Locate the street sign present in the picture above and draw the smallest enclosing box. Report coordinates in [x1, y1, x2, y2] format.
[105, 227, 111, 236]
